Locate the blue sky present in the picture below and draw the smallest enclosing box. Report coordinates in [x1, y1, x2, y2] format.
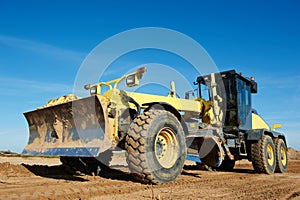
[0, 0, 299, 152]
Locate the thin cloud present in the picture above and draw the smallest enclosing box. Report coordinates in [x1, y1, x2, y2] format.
[0, 76, 73, 95]
[0, 128, 26, 136]
[283, 122, 300, 128]
[0, 34, 87, 62]
[263, 110, 300, 121]
[259, 75, 300, 90]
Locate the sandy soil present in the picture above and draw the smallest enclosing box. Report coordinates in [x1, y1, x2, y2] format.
[0, 151, 300, 200]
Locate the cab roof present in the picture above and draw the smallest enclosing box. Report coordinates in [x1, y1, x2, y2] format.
[196, 70, 254, 85]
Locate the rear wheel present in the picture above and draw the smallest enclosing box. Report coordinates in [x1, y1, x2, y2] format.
[274, 138, 288, 173]
[125, 110, 186, 184]
[251, 135, 276, 174]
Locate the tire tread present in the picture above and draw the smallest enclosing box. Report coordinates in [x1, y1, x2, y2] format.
[125, 110, 185, 184]
[251, 135, 275, 174]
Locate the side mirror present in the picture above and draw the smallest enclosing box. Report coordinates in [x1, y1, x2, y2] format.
[272, 124, 282, 131]
[250, 81, 258, 93]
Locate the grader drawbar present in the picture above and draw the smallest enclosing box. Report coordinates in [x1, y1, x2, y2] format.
[23, 67, 288, 184]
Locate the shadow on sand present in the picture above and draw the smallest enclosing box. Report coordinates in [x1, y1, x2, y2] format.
[22, 163, 139, 183]
[23, 162, 256, 184]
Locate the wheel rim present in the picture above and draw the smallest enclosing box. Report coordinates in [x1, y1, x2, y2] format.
[267, 143, 274, 166]
[154, 127, 179, 169]
[280, 146, 287, 166]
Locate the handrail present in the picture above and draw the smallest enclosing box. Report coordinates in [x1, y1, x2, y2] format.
[84, 66, 146, 95]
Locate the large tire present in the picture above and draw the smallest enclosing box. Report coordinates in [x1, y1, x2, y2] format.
[274, 138, 288, 173]
[251, 135, 276, 174]
[125, 110, 186, 184]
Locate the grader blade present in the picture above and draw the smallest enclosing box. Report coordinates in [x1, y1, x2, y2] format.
[22, 96, 110, 157]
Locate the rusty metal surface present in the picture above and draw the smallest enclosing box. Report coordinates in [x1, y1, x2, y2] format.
[23, 96, 111, 157]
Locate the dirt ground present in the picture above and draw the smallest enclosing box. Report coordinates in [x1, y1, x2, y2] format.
[0, 150, 300, 200]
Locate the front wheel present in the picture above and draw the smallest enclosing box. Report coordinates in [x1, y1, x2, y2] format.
[125, 110, 186, 184]
[251, 135, 276, 174]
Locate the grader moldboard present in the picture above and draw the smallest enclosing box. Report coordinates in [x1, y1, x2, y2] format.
[23, 67, 288, 184]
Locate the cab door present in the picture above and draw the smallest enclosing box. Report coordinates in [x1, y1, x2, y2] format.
[237, 78, 252, 130]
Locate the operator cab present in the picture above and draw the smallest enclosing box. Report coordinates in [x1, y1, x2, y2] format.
[195, 70, 258, 131]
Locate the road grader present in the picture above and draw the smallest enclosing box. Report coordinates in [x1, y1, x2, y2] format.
[23, 67, 288, 184]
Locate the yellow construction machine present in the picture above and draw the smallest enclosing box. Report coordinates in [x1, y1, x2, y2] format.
[23, 67, 288, 184]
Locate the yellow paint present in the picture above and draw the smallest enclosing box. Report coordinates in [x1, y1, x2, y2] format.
[267, 143, 274, 166]
[272, 124, 282, 130]
[252, 113, 270, 130]
[87, 66, 146, 95]
[127, 91, 202, 113]
[190, 123, 196, 128]
[89, 66, 202, 114]
[280, 146, 287, 166]
[154, 127, 179, 169]
[210, 74, 223, 122]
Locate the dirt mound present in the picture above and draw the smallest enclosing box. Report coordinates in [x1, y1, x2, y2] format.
[288, 148, 300, 160]
[0, 162, 33, 177]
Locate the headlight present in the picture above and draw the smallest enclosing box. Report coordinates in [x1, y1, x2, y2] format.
[90, 86, 97, 95]
[126, 75, 136, 87]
